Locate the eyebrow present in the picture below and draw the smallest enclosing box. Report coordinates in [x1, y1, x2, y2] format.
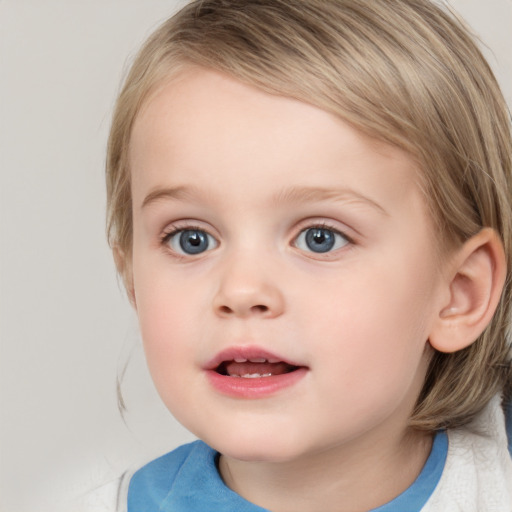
[141, 184, 388, 215]
[141, 185, 205, 209]
[272, 186, 388, 215]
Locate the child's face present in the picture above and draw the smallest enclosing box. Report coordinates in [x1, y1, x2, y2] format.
[129, 67, 447, 462]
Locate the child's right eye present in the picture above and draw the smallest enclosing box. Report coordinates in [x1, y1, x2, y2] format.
[164, 228, 218, 256]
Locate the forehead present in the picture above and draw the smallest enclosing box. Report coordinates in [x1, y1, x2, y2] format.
[129, 67, 421, 213]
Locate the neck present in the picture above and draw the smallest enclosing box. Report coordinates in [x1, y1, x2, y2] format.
[219, 427, 433, 512]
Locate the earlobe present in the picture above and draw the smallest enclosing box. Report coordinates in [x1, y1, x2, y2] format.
[113, 245, 137, 308]
[429, 228, 506, 353]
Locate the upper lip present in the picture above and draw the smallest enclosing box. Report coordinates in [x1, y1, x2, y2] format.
[204, 345, 305, 371]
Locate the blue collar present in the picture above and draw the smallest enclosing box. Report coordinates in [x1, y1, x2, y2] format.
[128, 432, 448, 512]
[128, 441, 267, 511]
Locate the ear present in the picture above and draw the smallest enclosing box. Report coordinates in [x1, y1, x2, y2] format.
[429, 228, 506, 353]
[113, 245, 137, 308]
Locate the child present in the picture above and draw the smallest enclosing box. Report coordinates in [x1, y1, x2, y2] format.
[104, 0, 512, 510]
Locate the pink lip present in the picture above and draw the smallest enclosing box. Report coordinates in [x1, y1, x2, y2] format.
[204, 345, 302, 370]
[204, 345, 308, 399]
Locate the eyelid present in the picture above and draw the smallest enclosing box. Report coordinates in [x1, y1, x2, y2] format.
[293, 219, 354, 242]
[160, 219, 218, 240]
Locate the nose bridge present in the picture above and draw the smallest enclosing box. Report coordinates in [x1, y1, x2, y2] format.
[213, 243, 285, 319]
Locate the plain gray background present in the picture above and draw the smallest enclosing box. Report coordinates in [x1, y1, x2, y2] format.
[1, 1, 511, 510]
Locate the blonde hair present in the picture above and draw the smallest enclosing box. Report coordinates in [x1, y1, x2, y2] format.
[106, 0, 512, 430]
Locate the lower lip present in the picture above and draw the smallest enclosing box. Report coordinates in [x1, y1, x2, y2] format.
[206, 368, 308, 398]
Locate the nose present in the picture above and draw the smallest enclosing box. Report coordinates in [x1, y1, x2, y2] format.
[212, 256, 285, 319]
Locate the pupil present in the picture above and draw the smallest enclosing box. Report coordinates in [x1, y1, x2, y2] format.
[180, 230, 208, 254]
[305, 228, 335, 253]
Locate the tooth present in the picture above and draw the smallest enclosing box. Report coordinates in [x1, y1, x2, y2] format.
[240, 373, 274, 379]
[234, 357, 247, 363]
[249, 358, 267, 363]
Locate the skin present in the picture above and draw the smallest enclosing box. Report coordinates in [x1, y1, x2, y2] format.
[127, 67, 455, 512]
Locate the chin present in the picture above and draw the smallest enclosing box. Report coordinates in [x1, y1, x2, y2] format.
[203, 430, 310, 463]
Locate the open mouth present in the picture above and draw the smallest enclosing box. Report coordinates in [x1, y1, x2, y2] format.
[206, 348, 308, 397]
[215, 358, 300, 378]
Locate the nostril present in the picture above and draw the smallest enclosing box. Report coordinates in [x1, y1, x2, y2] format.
[251, 304, 269, 313]
[217, 303, 270, 317]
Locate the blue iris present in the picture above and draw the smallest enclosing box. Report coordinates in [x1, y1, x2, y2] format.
[179, 230, 210, 254]
[304, 228, 336, 253]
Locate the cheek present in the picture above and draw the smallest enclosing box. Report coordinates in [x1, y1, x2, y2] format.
[307, 261, 433, 345]
[311, 304, 429, 431]
[305, 257, 437, 395]
[133, 263, 199, 377]
[136, 295, 202, 416]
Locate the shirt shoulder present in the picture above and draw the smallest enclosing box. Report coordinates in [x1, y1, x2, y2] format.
[126, 440, 268, 512]
[127, 440, 215, 511]
[422, 395, 512, 512]
[66, 442, 203, 512]
[131, 441, 201, 482]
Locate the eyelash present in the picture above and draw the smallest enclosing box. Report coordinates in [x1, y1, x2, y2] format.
[294, 222, 353, 255]
[159, 221, 353, 258]
[160, 224, 204, 244]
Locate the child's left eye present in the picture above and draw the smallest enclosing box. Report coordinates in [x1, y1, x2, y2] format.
[165, 228, 218, 255]
[294, 227, 349, 254]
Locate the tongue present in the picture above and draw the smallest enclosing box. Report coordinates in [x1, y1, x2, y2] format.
[224, 361, 294, 377]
